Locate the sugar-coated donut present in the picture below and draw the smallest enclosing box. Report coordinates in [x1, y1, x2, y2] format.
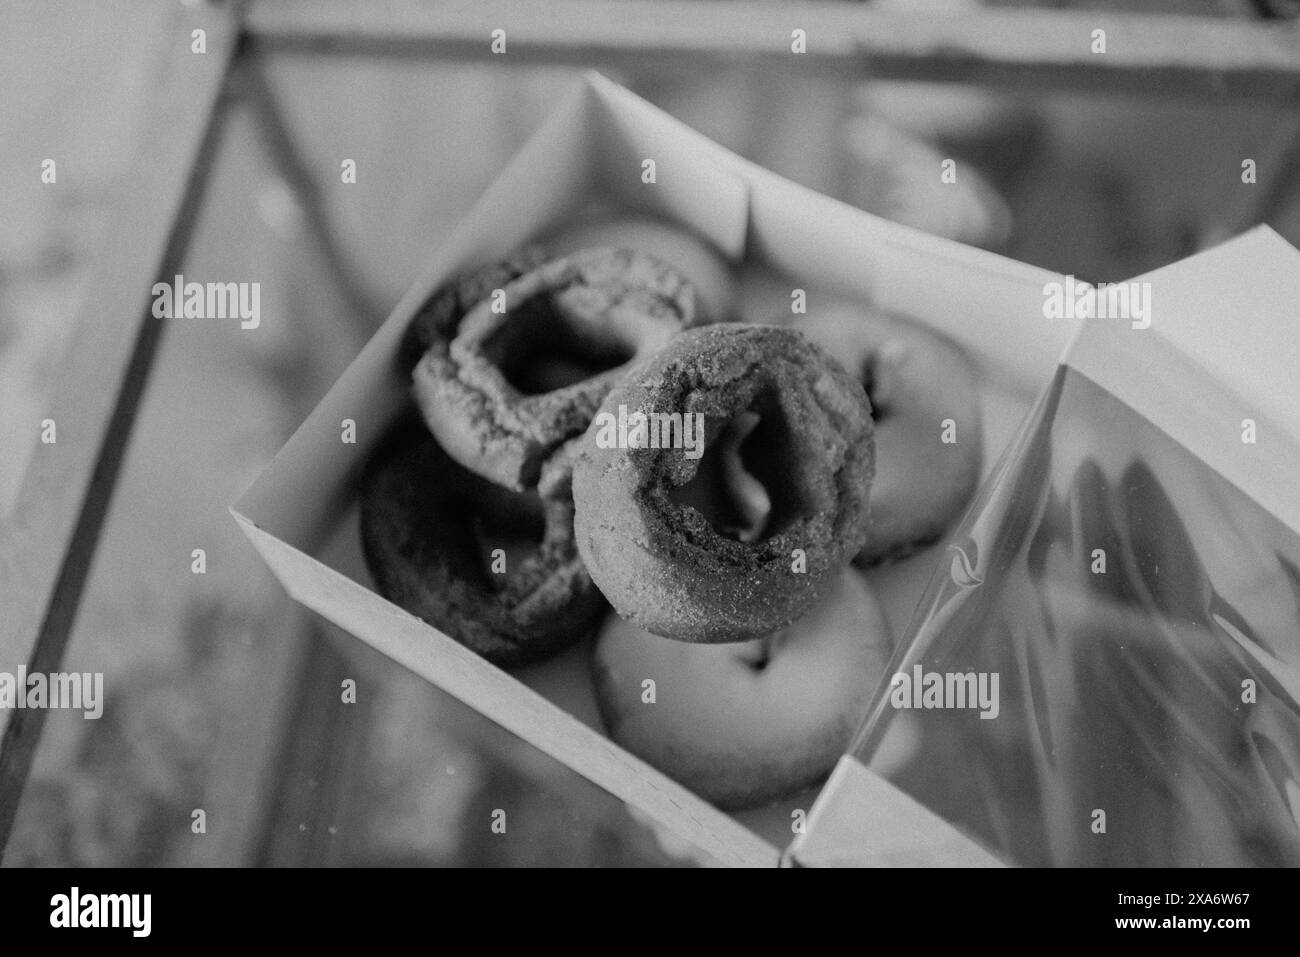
[546, 216, 739, 323]
[413, 247, 699, 493]
[401, 247, 549, 369]
[359, 421, 605, 668]
[591, 569, 892, 810]
[792, 304, 982, 564]
[572, 323, 875, 643]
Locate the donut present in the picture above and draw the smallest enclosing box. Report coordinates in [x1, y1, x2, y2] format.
[400, 247, 549, 371]
[359, 420, 606, 668]
[791, 303, 982, 564]
[572, 323, 875, 643]
[546, 216, 739, 322]
[591, 569, 893, 810]
[413, 247, 699, 493]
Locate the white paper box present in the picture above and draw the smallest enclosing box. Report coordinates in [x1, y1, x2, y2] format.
[232, 72, 1078, 867]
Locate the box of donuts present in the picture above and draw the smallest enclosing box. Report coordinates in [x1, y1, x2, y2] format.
[232, 71, 1085, 867]
[789, 226, 1300, 867]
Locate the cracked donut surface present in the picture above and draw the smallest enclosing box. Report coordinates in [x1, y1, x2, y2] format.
[572, 323, 875, 643]
[413, 247, 700, 493]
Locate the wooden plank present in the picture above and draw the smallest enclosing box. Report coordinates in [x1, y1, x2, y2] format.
[247, 0, 1300, 100]
[0, 1, 244, 857]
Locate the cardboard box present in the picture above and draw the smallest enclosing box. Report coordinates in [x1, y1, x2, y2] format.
[232, 72, 1079, 866]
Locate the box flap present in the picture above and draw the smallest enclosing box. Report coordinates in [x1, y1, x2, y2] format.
[786, 757, 1006, 867]
[1065, 227, 1300, 534]
[587, 72, 749, 262]
[588, 73, 1073, 390]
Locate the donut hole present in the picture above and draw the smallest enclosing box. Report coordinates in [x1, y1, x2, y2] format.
[667, 390, 815, 541]
[860, 354, 888, 419]
[739, 391, 817, 535]
[731, 633, 783, 673]
[860, 341, 913, 421]
[481, 297, 635, 395]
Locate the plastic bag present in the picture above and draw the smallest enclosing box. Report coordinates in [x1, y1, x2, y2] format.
[852, 362, 1300, 866]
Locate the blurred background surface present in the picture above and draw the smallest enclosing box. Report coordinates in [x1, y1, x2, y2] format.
[1, 0, 1298, 866]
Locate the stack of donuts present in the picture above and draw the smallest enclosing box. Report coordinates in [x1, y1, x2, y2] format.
[361, 217, 983, 810]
